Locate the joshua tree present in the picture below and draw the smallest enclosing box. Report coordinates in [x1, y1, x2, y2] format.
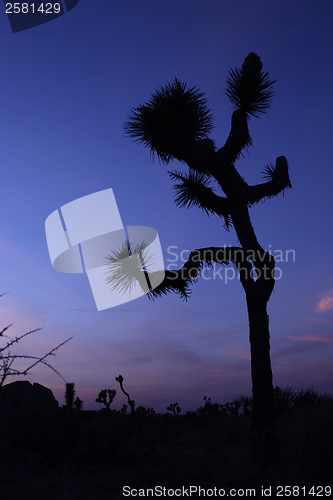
[115, 375, 135, 414]
[122, 53, 292, 465]
[166, 402, 181, 417]
[96, 388, 117, 412]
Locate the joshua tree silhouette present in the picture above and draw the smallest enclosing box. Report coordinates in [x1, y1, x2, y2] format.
[115, 375, 135, 415]
[167, 402, 181, 417]
[96, 388, 116, 412]
[122, 52, 292, 465]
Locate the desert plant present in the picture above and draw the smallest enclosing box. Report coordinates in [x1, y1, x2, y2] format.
[274, 385, 295, 416]
[239, 394, 253, 417]
[0, 292, 71, 387]
[95, 389, 117, 412]
[166, 402, 181, 417]
[65, 382, 75, 414]
[293, 387, 327, 411]
[122, 52, 292, 465]
[226, 399, 242, 417]
[135, 405, 156, 416]
[197, 396, 226, 417]
[74, 396, 83, 411]
[115, 375, 135, 414]
[119, 403, 128, 414]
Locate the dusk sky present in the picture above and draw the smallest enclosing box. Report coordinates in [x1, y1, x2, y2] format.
[1, 1, 332, 413]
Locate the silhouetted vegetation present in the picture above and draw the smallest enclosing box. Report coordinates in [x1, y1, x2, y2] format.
[64, 382, 75, 412]
[122, 53, 292, 466]
[116, 374, 135, 414]
[0, 384, 332, 499]
[95, 388, 117, 412]
[167, 402, 181, 417]
[0, 293, 71, 388]
[74, 396, 83, 411]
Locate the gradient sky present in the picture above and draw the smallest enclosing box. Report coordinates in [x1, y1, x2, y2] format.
[1, 0, 332, 413]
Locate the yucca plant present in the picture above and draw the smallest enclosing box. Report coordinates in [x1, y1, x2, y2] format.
[239, 394, 253, 417]
[229, 398, 242, 417]
[122, 52, 292, 466]
[293, 388, 327, 411]
[274, 385, 295, 416]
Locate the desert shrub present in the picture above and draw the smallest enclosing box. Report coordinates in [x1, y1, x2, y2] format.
[293, 387, 327, 411]
[274, 385, 295, 416]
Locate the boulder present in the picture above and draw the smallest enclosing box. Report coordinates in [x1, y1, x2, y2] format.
[0, 380, 59, 416]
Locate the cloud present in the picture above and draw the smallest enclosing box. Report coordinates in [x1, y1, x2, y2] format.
[286, 335, 333, 343]
[316, 291, 333, 313]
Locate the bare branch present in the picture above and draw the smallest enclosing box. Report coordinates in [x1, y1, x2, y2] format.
[1, 294, 72, 387]
[0, 328, 43, 353]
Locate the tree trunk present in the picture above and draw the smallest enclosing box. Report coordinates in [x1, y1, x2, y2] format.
[246, 294, 280, 467]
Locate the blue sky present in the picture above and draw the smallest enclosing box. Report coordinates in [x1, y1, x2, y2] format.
[0, 0, 332, 412]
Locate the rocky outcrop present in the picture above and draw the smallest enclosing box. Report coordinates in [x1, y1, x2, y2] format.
[0, 380, 59, 416]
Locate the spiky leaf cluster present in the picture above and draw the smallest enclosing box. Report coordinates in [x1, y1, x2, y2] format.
[169, 169, 213, 211]
[104, 240, 154, 295]
[124, 78, 214, 163]
[225, 52, 276, 117]
[168, 169, 231, 228]
[261, 156, 292, 195]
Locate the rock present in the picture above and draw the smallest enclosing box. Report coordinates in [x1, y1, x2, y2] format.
[0, 380, 59, 416]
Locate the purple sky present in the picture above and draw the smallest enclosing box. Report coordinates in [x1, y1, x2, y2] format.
[1, 1, 332, 413]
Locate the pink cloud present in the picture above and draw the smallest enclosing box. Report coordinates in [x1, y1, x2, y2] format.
[286, 335, 333, 343]
[316, 291, 333, 313]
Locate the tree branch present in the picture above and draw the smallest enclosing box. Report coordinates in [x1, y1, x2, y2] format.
[168, 170, 231, 228]
[247, 156, 292, 205]
[216, 110, 252, 166]
[147, 246, 255, 300]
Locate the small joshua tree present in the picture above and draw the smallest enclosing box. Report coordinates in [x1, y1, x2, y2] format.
[167, 402, 181, 417]
[115, 375, 135, 415]
[96, 388, 117, 412]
